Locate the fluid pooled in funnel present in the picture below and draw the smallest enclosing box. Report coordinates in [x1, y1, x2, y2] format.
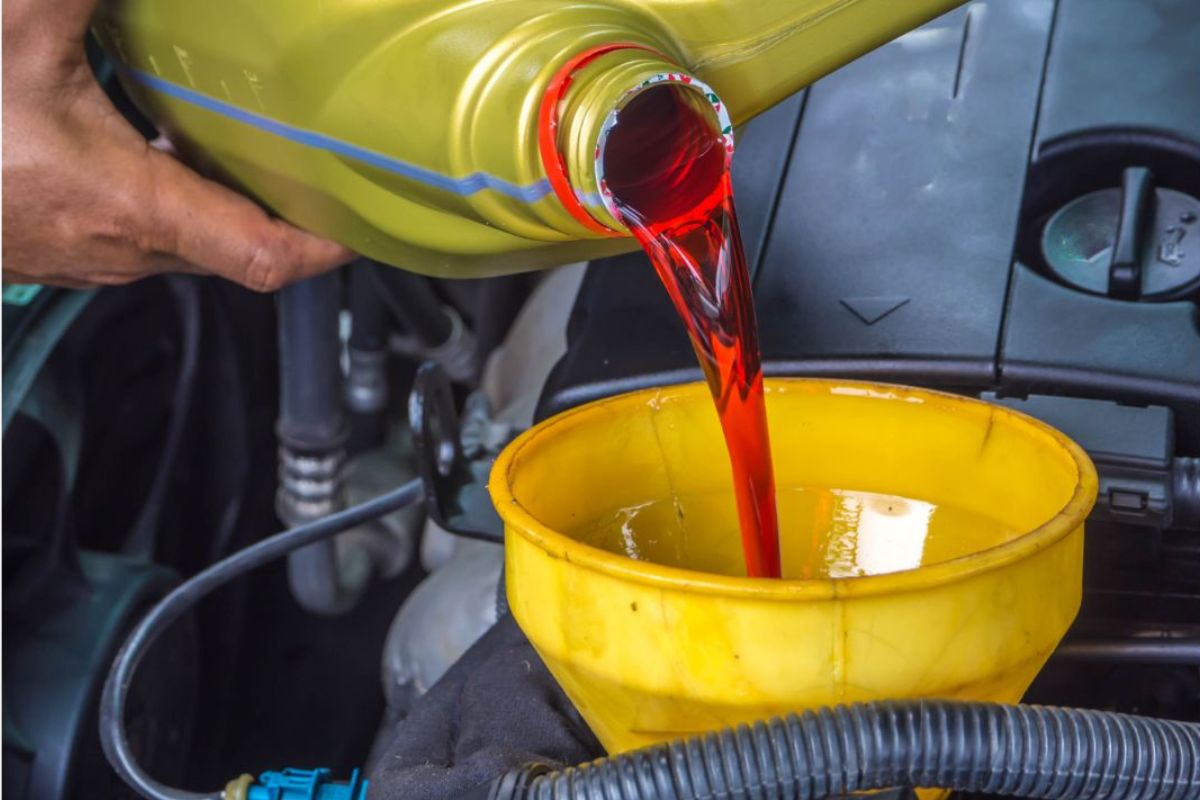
[575, 487, 1021, 579]
[602, 83, 781, 578]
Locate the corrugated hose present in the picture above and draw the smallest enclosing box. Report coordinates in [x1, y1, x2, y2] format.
[472, 700, 1200, 800]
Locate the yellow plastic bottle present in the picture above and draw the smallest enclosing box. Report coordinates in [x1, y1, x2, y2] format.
[94, 0, 964, 277]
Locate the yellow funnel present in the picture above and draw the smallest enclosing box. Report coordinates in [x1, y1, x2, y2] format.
[490, 379, 1097, 754]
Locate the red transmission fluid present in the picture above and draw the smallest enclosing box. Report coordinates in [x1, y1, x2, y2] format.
[601, 84, 781, 578]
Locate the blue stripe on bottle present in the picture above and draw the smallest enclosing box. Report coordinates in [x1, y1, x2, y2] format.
[127, 69, 553, 203]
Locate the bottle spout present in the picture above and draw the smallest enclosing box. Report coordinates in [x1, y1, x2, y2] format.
[540, 1, 965, 234]
[541, 45, 732, 235]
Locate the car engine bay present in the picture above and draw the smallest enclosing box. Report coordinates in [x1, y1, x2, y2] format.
[4, 1, 1199, 798]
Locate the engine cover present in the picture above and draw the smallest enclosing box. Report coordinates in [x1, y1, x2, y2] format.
[539, 0, 1200, 448]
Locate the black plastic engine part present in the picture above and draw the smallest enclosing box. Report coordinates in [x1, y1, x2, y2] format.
[1178, 457, 1200, 531]
[2, 279, 247, 800]
[5, 554, 195, 800]
[475, 700, 1200, 800]
[408, 362, 503, 543]
[537, 0, 1200, 447]
[983, 394, 1200, 530]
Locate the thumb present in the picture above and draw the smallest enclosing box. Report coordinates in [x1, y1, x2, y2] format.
[147, 147, 354, 291]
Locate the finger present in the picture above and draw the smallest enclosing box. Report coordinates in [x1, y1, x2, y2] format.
[145, 148, 354, 292]
[2, 269, 93, 290]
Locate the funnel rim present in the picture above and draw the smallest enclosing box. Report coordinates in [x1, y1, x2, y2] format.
[489, 378, 1098, 600]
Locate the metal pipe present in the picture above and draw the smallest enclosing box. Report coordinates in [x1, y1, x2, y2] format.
[1054, 638, 1200, 666]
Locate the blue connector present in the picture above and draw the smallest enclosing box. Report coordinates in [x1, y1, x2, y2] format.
[247, 768, 368, 800]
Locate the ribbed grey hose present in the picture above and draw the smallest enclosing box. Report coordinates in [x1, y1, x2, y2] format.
[476, 700, 1200, 800]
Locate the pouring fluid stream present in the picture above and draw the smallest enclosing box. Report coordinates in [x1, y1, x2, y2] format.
[601, 86, 782, 578]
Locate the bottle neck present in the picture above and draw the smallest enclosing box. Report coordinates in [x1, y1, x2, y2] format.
[541, 45, 734, 235]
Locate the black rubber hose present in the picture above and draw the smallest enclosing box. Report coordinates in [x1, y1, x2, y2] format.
[99, 478, 423, 800]
[125, 276, 202, 559]
[276, 272, 346, 453]
[470, 272, 535, 383]
[277, 272, 354, 615]
[369, 262, 454, 348]
[349, 263, 389, 353]
[477, 700, 1200, 800]
[347, 263, 390, 450]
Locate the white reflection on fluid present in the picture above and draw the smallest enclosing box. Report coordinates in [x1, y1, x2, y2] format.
[824, 490, 934, 578]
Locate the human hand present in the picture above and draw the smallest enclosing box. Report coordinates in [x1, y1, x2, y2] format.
[2, 0, 353, 291]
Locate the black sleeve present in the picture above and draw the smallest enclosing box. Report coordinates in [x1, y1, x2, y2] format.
[367, 614, 603, 798]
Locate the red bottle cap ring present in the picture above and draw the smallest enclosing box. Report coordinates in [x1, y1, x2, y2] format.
[537, 42, 664, 236]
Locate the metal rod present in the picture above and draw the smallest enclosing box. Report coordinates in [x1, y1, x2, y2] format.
[1054, 638, 1200, 666]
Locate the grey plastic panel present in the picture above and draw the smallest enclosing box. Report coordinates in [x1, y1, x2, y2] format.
[1036, 0, 1200, 148]
[754, 0, 1054, 374]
